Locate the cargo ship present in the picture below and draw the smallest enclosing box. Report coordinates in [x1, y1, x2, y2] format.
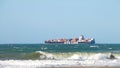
[45, 35, 95, 44]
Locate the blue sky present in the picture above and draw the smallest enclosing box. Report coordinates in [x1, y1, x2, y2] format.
[0, 0, 120, 44]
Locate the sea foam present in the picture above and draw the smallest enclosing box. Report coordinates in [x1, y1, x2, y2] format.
[0, 59, 120, 68]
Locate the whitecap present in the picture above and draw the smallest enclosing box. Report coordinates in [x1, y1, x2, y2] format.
[108, 48, 112, 50]
[36, 51, 56, 59]
[90, 45, 99, 48]
[67, 54, 83, 60]
[88, 53, 109, 60]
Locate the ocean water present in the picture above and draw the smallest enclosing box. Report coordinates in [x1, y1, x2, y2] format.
[0, 44, 120, 68]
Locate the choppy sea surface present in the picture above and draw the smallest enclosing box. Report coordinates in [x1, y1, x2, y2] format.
[0, 44, 120, 68]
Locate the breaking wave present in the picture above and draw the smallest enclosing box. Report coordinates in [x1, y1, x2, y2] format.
[0, 53, 120, 68]
[21, 51, 120, 60]
[0, 51, 120, 68]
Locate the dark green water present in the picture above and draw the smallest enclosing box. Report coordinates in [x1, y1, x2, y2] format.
[0, 44, 120, 60]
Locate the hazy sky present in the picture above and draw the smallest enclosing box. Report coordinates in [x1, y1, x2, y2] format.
[0, 0, 120, 44]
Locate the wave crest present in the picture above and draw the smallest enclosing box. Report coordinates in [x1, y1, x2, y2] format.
[36, 51, 55, 59]
[22, 51, 119, 60]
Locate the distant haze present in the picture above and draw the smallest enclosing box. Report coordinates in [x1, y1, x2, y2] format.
[0, 0, 120, 44]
